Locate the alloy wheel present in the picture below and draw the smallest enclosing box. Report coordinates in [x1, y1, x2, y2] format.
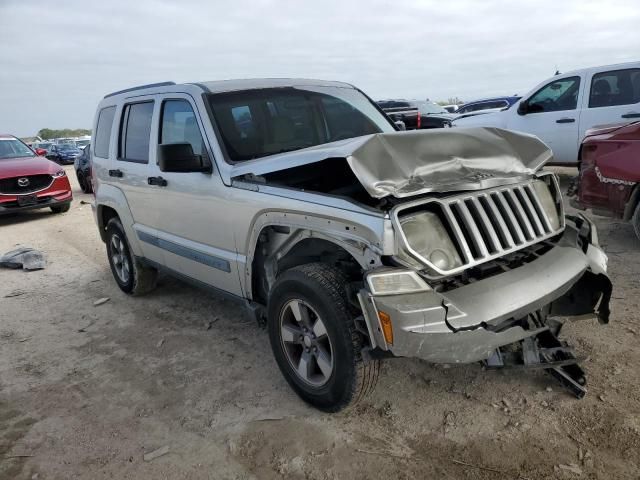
[279, 299, 334, 387]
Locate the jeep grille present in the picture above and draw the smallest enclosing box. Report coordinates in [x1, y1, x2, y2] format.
[393, 173, 565, 276]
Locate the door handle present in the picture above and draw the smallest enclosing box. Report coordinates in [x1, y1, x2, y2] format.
[108, 169, 123, 178]
[556, 118, 576, 124]
[147, 176, 168, 187]
[621, 112, 640, 119]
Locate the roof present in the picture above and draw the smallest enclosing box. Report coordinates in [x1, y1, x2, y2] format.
[103, 78, 355, 99]
[196, 78, 354, 93]
[561, 60, 640, 76]
[0, 134, 16, 139]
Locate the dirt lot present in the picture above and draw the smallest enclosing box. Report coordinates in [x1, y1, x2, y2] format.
[0, 166, 638, 480]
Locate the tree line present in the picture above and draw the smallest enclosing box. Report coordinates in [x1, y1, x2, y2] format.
[37, 128, 91, 140]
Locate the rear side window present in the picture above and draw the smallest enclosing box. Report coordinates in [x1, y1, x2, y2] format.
[94, 106, 116, 158]
[159, 100, 205, 155]
[589, 68, 640, 108]
[119, 102, 154, 163]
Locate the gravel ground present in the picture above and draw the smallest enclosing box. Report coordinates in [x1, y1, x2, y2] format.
[0, 166, 638, 480]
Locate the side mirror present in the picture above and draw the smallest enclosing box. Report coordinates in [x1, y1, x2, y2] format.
[35, 148, 47, 156]
[158, 143, 211, 173]
[517, 101, 529, 116]
[394, 120, 406, 131]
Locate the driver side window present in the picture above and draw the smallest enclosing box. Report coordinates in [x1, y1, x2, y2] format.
[159, 100, 205, 156]
[528, 76, 581, 113]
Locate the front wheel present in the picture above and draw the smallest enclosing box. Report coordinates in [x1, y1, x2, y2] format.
[267, 263, 379, 412]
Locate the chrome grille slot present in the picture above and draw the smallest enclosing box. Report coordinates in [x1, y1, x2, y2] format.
[393, 173, 565, 276]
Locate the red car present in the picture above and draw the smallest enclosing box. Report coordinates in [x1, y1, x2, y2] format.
[0, 134, 73, 215]
[573, 121, 640, 239]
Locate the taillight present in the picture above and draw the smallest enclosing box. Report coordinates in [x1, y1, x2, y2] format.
[416, 112, 421, 129]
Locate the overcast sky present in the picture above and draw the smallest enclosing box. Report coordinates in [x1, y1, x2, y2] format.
[1, 0, 639, 136]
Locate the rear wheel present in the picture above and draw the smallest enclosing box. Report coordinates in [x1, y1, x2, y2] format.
[632, 202, 640, 241]
[50, 203, 70, 214]
[105, 217, 157, 295]
[267, 263, 379, 412]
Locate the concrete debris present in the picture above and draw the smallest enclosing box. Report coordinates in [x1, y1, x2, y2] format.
[0, 247, 46, 270]
[546, 387, 553, 392]
[205, 318, 219, 330]
[156, 338, 165, 348]
[94, 297, 110, 307]
[143, 445, 170, 462]
[502, 398, 512, 409]
[558, 463, 583, 475]
[4, 290, 27, 298]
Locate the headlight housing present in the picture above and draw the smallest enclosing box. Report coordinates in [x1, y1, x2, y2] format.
[52, 170, 66, 178]
[366, 269, 431, 296]
[531, 180, 560, 231]
[397, 211, 462, 271]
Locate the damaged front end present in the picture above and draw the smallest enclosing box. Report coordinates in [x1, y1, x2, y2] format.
[358, 213, 611, 398]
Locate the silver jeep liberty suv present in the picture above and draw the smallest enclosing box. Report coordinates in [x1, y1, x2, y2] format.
[91, 79, 612, 411]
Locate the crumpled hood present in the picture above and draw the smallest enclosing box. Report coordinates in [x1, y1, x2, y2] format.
[231, 127, 552, 199]
[346, 127, 552, 198]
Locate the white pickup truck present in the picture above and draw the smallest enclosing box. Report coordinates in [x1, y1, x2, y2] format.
[452, 61, 640, 164]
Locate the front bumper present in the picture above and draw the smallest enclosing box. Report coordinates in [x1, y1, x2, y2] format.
[359, 216, 612, 363]
[0, 177, 72, 215]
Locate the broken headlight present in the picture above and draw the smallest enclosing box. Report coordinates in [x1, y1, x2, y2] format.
[397, 211, 462, 271]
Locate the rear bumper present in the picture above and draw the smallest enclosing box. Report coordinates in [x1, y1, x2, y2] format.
[359, 216, 611, 363]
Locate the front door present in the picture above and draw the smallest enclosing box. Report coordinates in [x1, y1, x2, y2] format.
[510, 75, 583, 164]
[149, 95, 243, 297]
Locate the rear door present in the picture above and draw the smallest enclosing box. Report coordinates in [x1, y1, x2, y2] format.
[509, 75, 583, 164]
[579, 66, 640, 141]
[113, 96, 166, 265]
[149, 94, 242, 296]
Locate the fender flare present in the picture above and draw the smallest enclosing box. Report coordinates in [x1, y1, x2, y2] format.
[243, 209, 384, 300]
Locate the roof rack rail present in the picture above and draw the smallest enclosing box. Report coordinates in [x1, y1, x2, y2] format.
[104, 81, 176, 99]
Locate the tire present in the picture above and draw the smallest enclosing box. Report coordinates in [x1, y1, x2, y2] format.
[105, 217, 157, 295]
[632, 202, 640, 241]
[50, 203, 70, 214]
[267, 263, 379, 412]
[77, 171, 88, 193]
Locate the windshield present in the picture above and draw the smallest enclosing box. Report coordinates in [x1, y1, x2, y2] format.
[76, 139, 90, 147]
[0, 138, 34, 159]
[208, 86, 395, 161]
